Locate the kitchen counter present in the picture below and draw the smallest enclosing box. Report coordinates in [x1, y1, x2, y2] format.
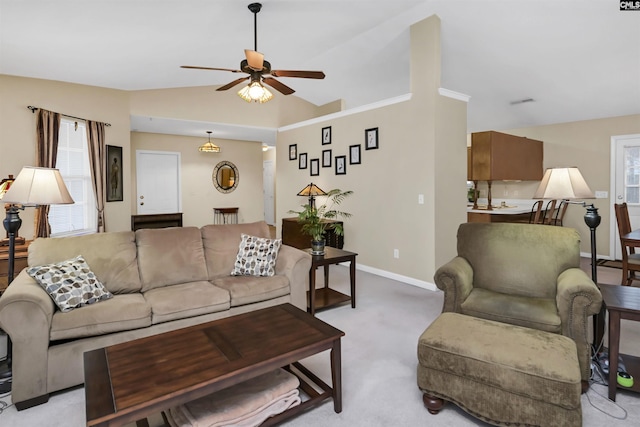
[467, 199, 540, 223]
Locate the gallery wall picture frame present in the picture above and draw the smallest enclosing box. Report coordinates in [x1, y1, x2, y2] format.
[349, 144, 361, 165]
[335, 155, 346, 175]
[365, 127, 379, 150]
[322, 126, 332, 145]
[299, 152, 308, 169]
[322, 149, 332, 167]
[106, 145, 123, 202]
[310, 158, 319, 176]
[289, 144, 297, 160]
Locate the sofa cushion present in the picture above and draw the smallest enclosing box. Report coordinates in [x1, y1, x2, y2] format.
[28, 231, 141, 294]
[143, 281, 231, 324]
[212, 275, 289, 307]
[50, 293, 151, 341]
[27, 255, 113, 313]
[461, 288, 561, 333]
[136, 227, 209, 292]
[231, 234, 282, 277]
[201, 221, 271, 279]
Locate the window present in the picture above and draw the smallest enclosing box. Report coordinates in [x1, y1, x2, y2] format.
[48, 118, 97, 236]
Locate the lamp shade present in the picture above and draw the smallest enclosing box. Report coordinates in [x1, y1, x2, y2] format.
[2, 166, 74, 206]
[533, 167, 594, 200]
[297, 183, 327, 198]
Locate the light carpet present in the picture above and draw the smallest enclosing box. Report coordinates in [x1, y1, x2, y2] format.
[0, 263, 639, 426]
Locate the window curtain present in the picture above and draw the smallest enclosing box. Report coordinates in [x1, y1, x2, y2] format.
[34, 109, 61, 238]
[86, 121, 106, 232]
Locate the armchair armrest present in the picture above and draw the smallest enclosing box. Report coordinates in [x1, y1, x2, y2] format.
[556, 267, 602, 382]
[0, 269, 55, 403]
[275, 245, 311, 311]
[433, 256, 474, 313]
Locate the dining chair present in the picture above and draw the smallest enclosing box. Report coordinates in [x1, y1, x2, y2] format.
[529, 200, 544, 224]
[614, 202, 640, 286]
[547, 200, 569, 226]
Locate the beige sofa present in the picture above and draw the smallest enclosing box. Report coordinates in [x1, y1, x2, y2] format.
[0, 221, 311, 410]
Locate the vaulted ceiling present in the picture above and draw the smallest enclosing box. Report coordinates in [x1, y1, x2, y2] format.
[1, 1, 638, 140]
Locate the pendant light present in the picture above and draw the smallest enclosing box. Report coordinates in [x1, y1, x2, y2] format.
[199, 131, 221, 153]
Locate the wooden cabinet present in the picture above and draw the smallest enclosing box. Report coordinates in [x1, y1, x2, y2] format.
[0, 240, 31, 294]
[281, 218, 344, 250]
[131, 213, 183, 231]
[470, 131, 543, 181]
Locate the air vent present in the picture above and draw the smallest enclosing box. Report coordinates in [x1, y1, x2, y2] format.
[510, 98, 535, 105]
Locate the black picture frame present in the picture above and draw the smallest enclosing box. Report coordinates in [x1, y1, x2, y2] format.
[349, 144, 361, 164]
[289, 144, 297, 160]
[322, 126, 332, 145]
[299, 152, 308, 169]
[335, 155, 346, 175]
[322, 149, 332, 167]
[310, 159, 319, 176]
[106, 145, 123, 202]
[365, 127, 379, 150]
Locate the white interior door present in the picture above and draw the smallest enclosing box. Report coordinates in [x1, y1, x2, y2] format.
[136, 150, 181, 214]
[612, 134, 640, 260]
[263, 160, 275, 225]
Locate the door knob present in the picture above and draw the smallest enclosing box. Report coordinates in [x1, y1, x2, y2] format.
[140, 202, 144, 206]
[618, 195, 623, 200]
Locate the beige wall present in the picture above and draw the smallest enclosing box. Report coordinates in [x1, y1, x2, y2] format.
[474, 114, 640, 257]
[0, 75, 132, 237]
[276, 15, 467, 286]
[131, 132, 264, 226]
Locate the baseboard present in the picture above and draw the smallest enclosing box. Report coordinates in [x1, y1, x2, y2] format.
[352, 263, 438, 292]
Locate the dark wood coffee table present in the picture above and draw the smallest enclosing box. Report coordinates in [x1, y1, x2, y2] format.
[84, 303, 345, 427]
[598, 283, 640, 401]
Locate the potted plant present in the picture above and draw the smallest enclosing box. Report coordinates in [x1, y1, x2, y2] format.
[289, 188, 353, 255]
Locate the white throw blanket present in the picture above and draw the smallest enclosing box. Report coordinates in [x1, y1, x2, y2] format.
[164, 368, 301, 427]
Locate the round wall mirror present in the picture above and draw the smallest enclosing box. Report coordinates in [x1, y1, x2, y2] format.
[212, 161, 239, 193]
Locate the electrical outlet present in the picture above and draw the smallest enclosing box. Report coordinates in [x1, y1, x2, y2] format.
[418, 194, 424, 204]
[595, 191, 608, 199]
[393, 249, 399, 259]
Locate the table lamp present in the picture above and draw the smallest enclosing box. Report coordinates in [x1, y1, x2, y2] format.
[297, 183, 327, 210]
[0, 166, 74, 392]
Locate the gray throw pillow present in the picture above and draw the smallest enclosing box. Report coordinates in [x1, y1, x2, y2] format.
[27, 255, 112, 312]
[231, 234, 282, 277]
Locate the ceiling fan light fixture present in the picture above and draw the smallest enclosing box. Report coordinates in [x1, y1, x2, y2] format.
[238, 81, 273, 103]
[199, 131, 221, 153]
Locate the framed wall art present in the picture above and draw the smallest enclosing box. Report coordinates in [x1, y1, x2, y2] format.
[322, 149, 332, 167]
[365, 127, 379, 150]
[106, 145, 123, 202]
[322, 126, 332, 145]
[349, 144, 361, 164]
[299, 152, 308, 169]
[289, 144, 297, 160]
[335, 155, 346, 175]
[310, 158, 319, 176]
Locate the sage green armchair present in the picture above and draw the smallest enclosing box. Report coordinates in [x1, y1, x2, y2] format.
[434, 222, 602, 387]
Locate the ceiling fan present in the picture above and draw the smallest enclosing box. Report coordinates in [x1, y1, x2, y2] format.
[181, 2, 325, 103]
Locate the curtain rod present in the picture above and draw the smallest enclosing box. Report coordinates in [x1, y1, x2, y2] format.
[27, 106, 111, 127]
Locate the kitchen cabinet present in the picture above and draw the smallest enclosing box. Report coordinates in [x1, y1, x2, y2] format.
[470, 131, 543, 181]
[470, 131, 543, 209]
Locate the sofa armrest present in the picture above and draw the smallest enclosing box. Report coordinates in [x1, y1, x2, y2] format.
[275, 245, 311, 311]
[0, 269, 55, 403]
[556, 267, 603, 382]
[433, 256, 474, 313]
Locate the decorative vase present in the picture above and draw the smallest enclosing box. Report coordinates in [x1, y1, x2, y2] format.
[311, 239, 325, 255]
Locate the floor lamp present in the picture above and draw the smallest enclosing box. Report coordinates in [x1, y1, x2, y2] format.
[533, 167, 601, 347]
[0, 166, 74, 393]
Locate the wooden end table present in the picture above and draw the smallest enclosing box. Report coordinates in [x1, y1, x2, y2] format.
[306, 247, 358, 316]
[84, 304, 344, 427]
[598, 283, 640, 401]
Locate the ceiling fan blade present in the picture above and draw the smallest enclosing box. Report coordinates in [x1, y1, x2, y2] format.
[216, 77, 250, 91]
[181, 65, 243, 73]
[271, 70, 325, 79]
[262, 77, 295, 95]
[244, 49, 264, 71]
